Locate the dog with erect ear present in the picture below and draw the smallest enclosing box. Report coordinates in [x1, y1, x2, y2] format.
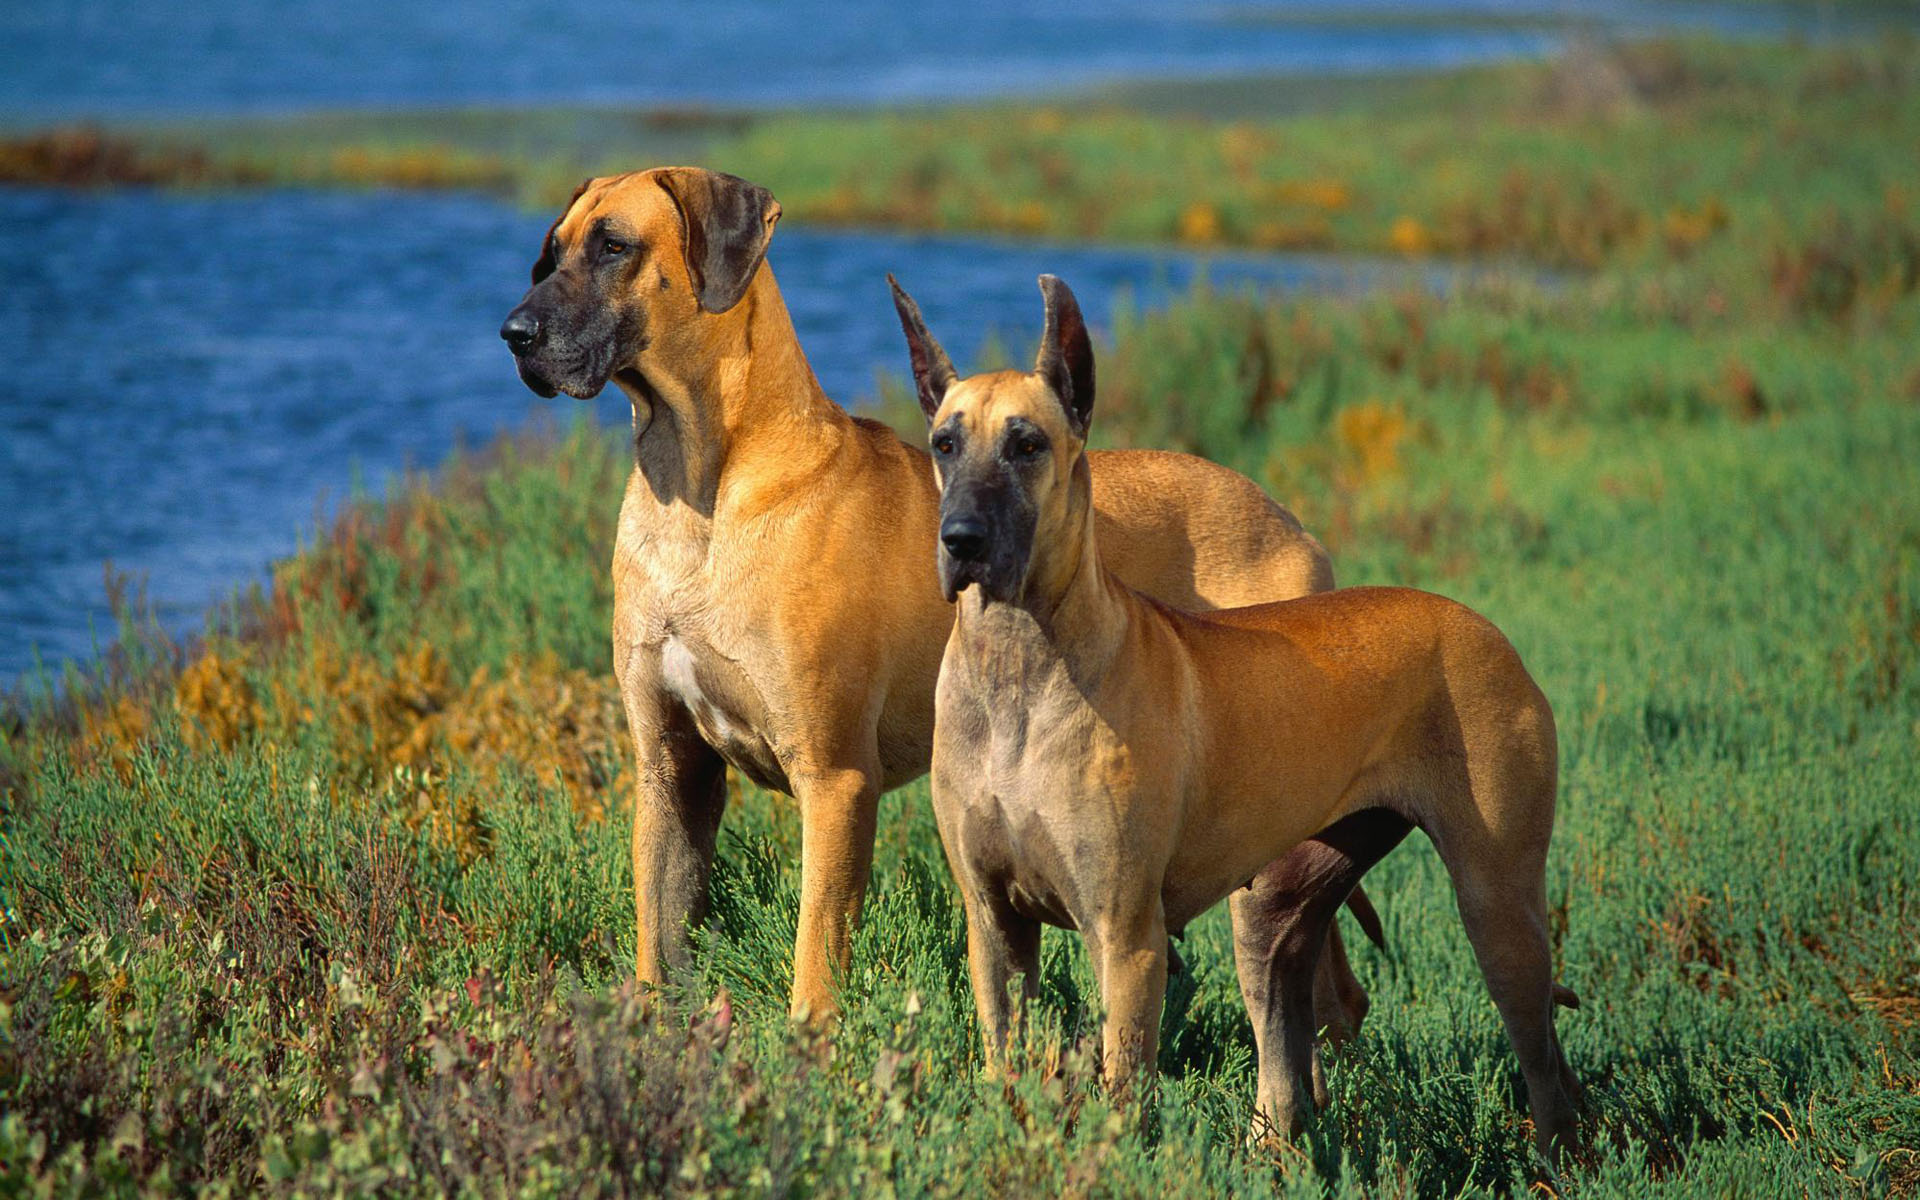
[496, 170, 1379, 1048]
[891, 270, 1388, 1049]
[914, 273, 1583, 1166]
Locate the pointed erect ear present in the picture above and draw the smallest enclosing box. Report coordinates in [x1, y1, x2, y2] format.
[532, 178, 593, 284]
[888, 274, 959, 423]
[653, 167, 781, 313]
[1035, 274, 1094, 438]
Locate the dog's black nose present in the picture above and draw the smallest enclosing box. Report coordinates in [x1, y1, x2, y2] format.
[941, 515, 989, 562]
[500, 308, 542, 354]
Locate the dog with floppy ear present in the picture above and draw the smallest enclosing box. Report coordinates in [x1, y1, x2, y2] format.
[499, 169, 1376, 1039]
[915, 274, 1581, 1163]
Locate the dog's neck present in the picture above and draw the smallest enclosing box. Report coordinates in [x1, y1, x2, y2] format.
[616, 266, 848, 517]
[951, 459, 1130, 697]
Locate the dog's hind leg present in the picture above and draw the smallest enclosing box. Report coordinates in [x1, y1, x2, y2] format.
[1425, 788, 1579, 1164]
[1440, 856, 1580, 1163]
[1231, 810, 1412, 1145]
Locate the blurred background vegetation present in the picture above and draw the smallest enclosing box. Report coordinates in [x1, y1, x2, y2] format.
[3, 28, 1918, 1199]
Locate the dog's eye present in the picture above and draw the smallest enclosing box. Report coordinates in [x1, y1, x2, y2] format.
[1014, 435, 1047, 460]
[602, 240, 628, 258]
[932, 434, 956, 457]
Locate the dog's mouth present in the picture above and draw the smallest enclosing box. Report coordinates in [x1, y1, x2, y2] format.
[514, 357, 560, 399]
[940, 555, 998, 604]
[513, 352, 610, 401]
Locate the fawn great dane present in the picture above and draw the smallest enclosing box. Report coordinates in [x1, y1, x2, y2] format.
[499, 168, 1379, 1043]
[901, 273, 1580, 1162]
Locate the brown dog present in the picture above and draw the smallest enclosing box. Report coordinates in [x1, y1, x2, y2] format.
[907, 274, 1581, 1161]
[498, 167, 1374, 1036]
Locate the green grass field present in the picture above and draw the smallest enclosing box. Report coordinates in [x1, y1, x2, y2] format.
[4, 32, 1919, 1197]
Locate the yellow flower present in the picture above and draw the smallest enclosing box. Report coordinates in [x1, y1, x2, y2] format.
[174, 650, 262, 751]
[1177, 202, 1223, 244]
[1335, 402, 1410, 484]
[1388, 215, 1431, 256]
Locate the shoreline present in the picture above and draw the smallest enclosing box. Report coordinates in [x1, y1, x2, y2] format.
[3, 0, 1910, 133]
[0, 62, 1478, 195]
[1, 33, 1909, 269]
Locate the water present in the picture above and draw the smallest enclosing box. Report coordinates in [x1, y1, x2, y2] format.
[0, 1, 1863, 120]
[0, 185, 1491, 680]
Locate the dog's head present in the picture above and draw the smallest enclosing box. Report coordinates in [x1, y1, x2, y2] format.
[889, 273, 1096, 605]
[500, 167, 781, 399]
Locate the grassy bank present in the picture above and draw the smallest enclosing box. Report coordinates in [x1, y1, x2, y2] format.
[718, 36, 1920, 268]
[5, 29, 1920, 1199]
[6, 240, 1920, 1194]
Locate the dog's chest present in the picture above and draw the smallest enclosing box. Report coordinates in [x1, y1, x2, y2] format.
[654, 628, 789, 793]
[960, 779, 1086, 932]
[659, 635, 739, 742]
[614, 506, 789, 793]
[943, 695, 1119, 930]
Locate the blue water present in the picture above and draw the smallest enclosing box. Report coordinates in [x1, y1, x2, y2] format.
[0, 185, 1487, 680]
[0, 0, 1865, 120]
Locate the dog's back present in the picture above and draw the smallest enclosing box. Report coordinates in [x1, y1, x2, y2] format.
[1090, 449, 1333, 609]
[1164, 585, 1557, 833]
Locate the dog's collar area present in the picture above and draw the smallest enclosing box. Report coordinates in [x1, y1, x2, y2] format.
[615, 366, 656, 397]
[614, 367, 661, 448]
[616, 366, 662, 408]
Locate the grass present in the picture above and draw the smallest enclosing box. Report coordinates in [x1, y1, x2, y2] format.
[711, 36, 1920, 268]
[4, 30, 1920, 1199]
[5, 270, 1918, 1194]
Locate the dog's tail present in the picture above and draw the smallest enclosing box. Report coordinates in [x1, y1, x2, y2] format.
[1338, 888, 1574, 1007]
[1344, 885, 1387, 950]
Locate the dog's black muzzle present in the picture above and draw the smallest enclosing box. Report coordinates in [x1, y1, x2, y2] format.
[941, 513, 989, 564]
[936, 480, 1034, 604]
[499, 306, 542, 354]
[500, 302, 559, 397]
[499, 276, 623, 400]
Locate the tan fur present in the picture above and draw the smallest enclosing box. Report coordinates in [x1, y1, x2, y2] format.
[537, 170, 1365, 1027]
[925, 343, 1581, 1162]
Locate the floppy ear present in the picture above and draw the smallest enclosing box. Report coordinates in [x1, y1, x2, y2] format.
[654, 167, 782, 313]
[887, 274, 960, 423]
[1035, 274, 1094, 437]
[532, 178, 593, 284]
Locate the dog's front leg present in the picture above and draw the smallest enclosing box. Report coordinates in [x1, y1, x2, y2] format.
[787, 763, 881, 1023]
[629, 715, 728, 990]
[1087, 901, 1169, 1100]
[959, 889, 1041, 1077]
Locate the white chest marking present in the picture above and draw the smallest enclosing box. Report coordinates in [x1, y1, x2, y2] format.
[661, 634, 739, 742]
